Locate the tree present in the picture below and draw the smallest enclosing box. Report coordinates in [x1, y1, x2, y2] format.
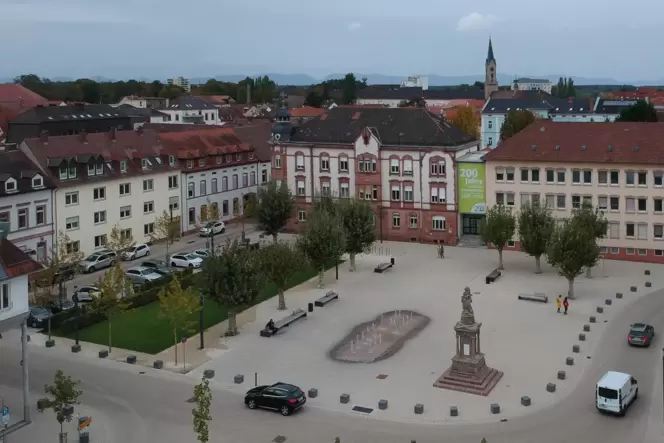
[518, 203, 555, 273]
[152, 210, 181, 260]
[305, 91, 324, 107]
[256, 180, 294, 242]
[565, 77, 576, 97]
[106, 223, 135, 258]
[297, 208, 346, 288]
[234, 193, 257, 242]
[339, 199, 376, 271]
[199, 240, 264, 336]
[159, 275, 201, 364]
[555, 77, 566, 98]
[572, 203, 608, 278]
[38, 370, 83, 439]
[450, 105, 480, 138]
[480, 205, 516, 270]
[342, 73, 358, 104]
[500, 110, 536, 142]
[48, 231, 84, 308]
[259, 241, 304, 310]
[93, 263, 133, 353]
[616, 100, 658, 122]
[192, 377, 212, 443]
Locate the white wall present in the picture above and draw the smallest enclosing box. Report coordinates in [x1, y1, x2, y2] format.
[0, 187, 53, 260]
[159, 109, 220, 125]
[0, 275, 29, 323]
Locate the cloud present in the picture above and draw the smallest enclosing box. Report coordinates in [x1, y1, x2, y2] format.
[456, 12, 499, 32]
[347, 22, 362, 31]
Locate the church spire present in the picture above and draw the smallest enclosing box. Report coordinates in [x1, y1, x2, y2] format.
[486, 37, 495, 63]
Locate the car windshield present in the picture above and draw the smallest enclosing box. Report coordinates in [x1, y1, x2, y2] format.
[84, 254, 100, 261]
[31, 307, 49, 315]
[184, 254, 197, 260]
[630, 328, 647, 336]
[128, 246, 138, 252]
[598, 387, 618, 399]
[204, 222, 215, 228]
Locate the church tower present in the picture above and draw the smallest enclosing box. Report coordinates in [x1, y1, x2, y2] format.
[484, 38, 498, 100]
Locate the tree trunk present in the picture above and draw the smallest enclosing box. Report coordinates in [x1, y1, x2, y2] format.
[349, 253, 356, 272]
[534, 256, 542, 274]
[497, 248, 504, 270]
[227, 312, 238, 336]
[278, 289, 286, 310]
[272, 233, 278, 242]
[567, 277, 575, 299]
[586, 267, 592, 278]
[317, 269, 325, 288]
[108, 317, 112, 353]
[174, 329, 178, 365]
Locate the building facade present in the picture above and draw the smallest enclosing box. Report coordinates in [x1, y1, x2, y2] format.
[157, 97, 220, 125]
[511, 78, 553, 94]
[167, 77, 191, 93]
[0, 147, 55, 261]
[484, 121, 664, 263]
[271, 107, 480, 245]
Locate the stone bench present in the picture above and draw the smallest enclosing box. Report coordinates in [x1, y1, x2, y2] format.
[315, 291, 339, 307]
[486, 269, 501, 284]
[260, 308, 307, 337]
[517, 293, 548, 303]
[374, 262, 394, 273]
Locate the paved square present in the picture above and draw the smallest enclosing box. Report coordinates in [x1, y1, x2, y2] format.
[192, 239, 664, 423]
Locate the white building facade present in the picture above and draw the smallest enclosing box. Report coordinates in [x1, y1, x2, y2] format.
[512, 78, 553, 94]
[157, 97, 220, 125]
[167, 77, 191, 92]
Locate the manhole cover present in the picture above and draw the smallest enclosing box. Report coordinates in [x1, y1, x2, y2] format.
[186, 397, 196, 403]
[273, 436, 286, 443]
[376, 374, 388, 380]
[351, 406, 374, 414]
[604, 320, 608, 323]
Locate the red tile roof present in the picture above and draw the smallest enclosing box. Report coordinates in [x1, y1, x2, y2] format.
[232, 121, 272, 162]
[0, 237, 43, 280]
[484, 121, 664, 165]
[158, 127, 251, 159]
[289, 106, 327, 118]
[0, 84, 47, 107]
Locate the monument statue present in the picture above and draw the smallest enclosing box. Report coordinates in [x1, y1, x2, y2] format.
[460, 286, 475, 325]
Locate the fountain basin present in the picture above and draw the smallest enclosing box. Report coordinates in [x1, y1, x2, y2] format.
[329, 310, 430, 363]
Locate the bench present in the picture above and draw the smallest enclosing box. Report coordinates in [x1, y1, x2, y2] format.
[517, 293, 548, 303]
[374, 262, 393, 273]
[485, 269, 501, 284]
[315, 291, 339, 307]
[260, 308, 307, 337]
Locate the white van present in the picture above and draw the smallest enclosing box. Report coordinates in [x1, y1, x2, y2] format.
[596, 371, 638, 416]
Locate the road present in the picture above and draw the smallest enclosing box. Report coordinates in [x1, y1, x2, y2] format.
[2, 287, 663, 442]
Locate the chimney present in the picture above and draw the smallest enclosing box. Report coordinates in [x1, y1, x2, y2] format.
[79, 130, 87, 143]
[40, 130, 49, 143]
[110, 127, 117, 141]
[246, 83, 252, 105]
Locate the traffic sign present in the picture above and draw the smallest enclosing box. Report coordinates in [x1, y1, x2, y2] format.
[1, 406, 9, 425]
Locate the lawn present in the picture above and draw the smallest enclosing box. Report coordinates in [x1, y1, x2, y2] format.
[61, 262, 338, 354]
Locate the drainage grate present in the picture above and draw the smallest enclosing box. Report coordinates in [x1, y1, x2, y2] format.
[376, 374, 388, 380]
[273, 436, 286, 443]
[352, 406, 374, 414]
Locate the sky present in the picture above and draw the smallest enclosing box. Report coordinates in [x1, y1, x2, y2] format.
[1, 0, 663, 82]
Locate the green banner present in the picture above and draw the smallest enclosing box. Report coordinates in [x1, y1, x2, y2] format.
[457, 163, 486, 214]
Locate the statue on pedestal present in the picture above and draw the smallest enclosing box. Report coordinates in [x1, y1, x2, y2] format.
[460, 286, 475, 326]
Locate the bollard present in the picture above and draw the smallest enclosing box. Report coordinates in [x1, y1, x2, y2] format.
[631, 286, 638, 292]
[71, 344, 81, 353]
[153, 360, 163, 369]
[546, 383, 556, 393]
[579, 333, 586, 341]
[234, 374, 244, 384]
[645, 269, 651, 275]
[490, 403, 500, 414]
[98, 350, 108, 358]
[378, 399, 388, 410]
[45, 339, 55, 348]
[308, 302, 314, 313]
[450, 406, 458, 416]
[645, 282, 652, 288]
[616, 292, 623, 299]
[573, 344, 580, 353]
[340, 393, 350, 404]
[126, 355, 137, 364]
[308, 388, 318, 398]
[203, 369, 215, 379]
[414, 403, 424, 414]
[596, 306, 604, 314]
[391, 257, 395, 266]
[605, 299, 612, 306]
[521, 396, 531, 406]
[583, 324, 591, 332]
[558, 370, 566, 380]
[589, 316, 596, 323]
[566, 357, 574, 366]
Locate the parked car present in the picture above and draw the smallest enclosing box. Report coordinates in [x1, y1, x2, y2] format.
[627, 323, 655, 347]
[199, 221, 225, 237]
[244, 383, 306, 416]
[49, 299, 75, 314]
[125, 267, 164, 285]
[72, 285, 101, 303]
[27, 306, 53, 329]
[141, 259, 172, 276]
[170, 253, 203, 268]
[79, 251, 116, 273]
[122, 244, 151, 261]
[190, 249, 211, 259]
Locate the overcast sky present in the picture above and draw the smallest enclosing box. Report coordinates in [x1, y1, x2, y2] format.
[1, 0, 663, 81]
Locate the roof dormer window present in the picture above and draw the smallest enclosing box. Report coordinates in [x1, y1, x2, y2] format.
[216, 156, 222, 165]
[68, 163, 77, 179]
[198, 158, 206, 167]
[169, 155, 176, 166]
[32, 175, 43, 188]
[5, 178, 17, 193]
[96, 163, 103, 175]
[87, 164, 96, 176]
[120, 160, 128, 173]
[141, 158, 148, 169]
[59, 165, 68, 180]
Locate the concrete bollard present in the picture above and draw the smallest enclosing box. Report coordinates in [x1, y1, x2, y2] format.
[521, 396, 531, 406]
[547, 383, 557, 393]
[71, 344, 81, 353]
[414, 403, 424, 414]
[573, 345, 580, 353]
[631, 286, 638, 292]
[579, 333, 586, 341]
[645, 282, 652, 288]
[597, 306, 604, 314]
[234, 374, 244, 384]
[490, 403, 500, 414]
[98, 350, 108, 358]
[126, 355, 137, 364]
[340, 393, 350, 404]
[590, 316, 596, 323]
[308, 388, 318, 398]
[45, 339, 55, 348]
[605, 299, 612, 306]
[203, 369, 215, 379]
[566, 357, 574, 366]
[616, 292, 623, 299]
[450, 406, 458, 416]
[153, 360, 163, 369]
[584, 324, 591, 332]
[558, 370, 566, 380]
[378, 399, 388, 410]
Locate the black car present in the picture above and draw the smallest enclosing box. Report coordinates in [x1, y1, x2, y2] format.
[628, 323, 655, 347]
[27, 306, 53, 328]
[49, 299, 75, 314]
[244, 383, 306, 416]
[141, 259, 172, 276]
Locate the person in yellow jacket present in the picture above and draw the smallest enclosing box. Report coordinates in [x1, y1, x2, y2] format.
[556, 295, 562, 313]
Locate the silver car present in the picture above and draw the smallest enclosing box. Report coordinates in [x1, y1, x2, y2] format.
[125, 267, 164, 285]
[79, 251, 116, 273]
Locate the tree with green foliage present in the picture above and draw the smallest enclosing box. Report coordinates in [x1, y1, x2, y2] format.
[616, 99, 658, 122]
[94, 263, 133, 353]
[199, 240, 264, 336]
[500, 109, 536, 142]
[297, 208, 346, 288]
[259, 241, 305, 310]
[553, 77, 576, 98]
[256, 180, 294, 242]
[106, 223, 136, 258]
[572, 203, 608, 278]
[192, 377, 212, 443]
[480, 205, 517, 270]
[38, 370, 83, 440]
[518, 203, 555, 273]
[342, 73, 358, 104]
[159, 275, 201, 365]
[339, 199, 375, 271]
[152, 210, 181, 260]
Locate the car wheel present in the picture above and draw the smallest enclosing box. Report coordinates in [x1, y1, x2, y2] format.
[188, 263, 194, 268]
[30, 320, 38, 328]
[247, 400, 257, 409]
[171, 262, 177, 267]
[280, 405, 291, 416]
[221, 228, 226, 233]
[88, 266, 95, 273]
[145, 251, 150, 257]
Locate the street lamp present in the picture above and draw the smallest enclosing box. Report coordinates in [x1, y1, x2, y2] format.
[73, 286, 80, 346]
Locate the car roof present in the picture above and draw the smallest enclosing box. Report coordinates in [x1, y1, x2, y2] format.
[271, 382, 299, 391]
[598, 371, 631, 388]
[128, 266, 151, 272]
[630, 323, 649, 331]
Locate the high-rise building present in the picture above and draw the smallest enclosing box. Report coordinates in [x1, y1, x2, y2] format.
[167, 76, 191, 93]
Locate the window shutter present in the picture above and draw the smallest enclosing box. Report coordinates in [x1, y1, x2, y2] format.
[296, 155, 304, 167]
[439, 188, 446, 201]
[390, 159, 399, 168]
[431, 188, 438, 197]
[404, 159, 413, 173]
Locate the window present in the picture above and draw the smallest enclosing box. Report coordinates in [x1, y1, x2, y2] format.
[187, 160, 193, 168]
[546, 169, 554, 183]
[391, 185, 400, 201]
[296, 154, 304, 171]
[392, 212, 400, 228]
[638, 248, 647, 256]
[654, 224, 663, 239]
[250, 172, 256, 186]
[65, 191, 79, 206]
[506, 168, 515, 182]
[59, 165, 67, 180]
[274, 155, 282, 168]
[488, 137, 493, 146]
[200, 204, 208, 221]
[371, 159, 377, 172]
[390, 159, 400, 175]
[598, 196, 608, 210]
[626, 248, 634, 255]
[208, 178, 217, 194]
[431, 161, 446, 176]
[432, 216, 446, 231]
[242, 173, 248, 187]
[141, 158, 149, 169]
[610, 196, 619, 211]
[1, 283, 9, 310]
[572, 195, 581, 208]
[339, 157, 348, 172]
[488, 121, 493, 129]
[626, 171, 635, 186]
[404, 185, 413, 202]
[169, 155, 176, 166]
[322, 182, 331, 196]
[120, 160, 127, 173]
[520, 168, 529, 182]
[68, 163, 77, 179]
[144, 201, 154, 214]
[236, 153, 241, 161]
[431, 187, 447, 203]
[94, 211, 107, 224]
[403, 159, 413, 176]
[626, 222, 635, 238]
[200, 180, 207, 196]
[409, 213, 418, 228]
[93, 187, 106, 201]
[168, 175, 178, 189]
[626, 197, 635, 213]
[572, 170, 581, 184]
[119, 183, 130, 196]
[222, 200, 229, 216]
[320, 155, 330, 171]
[188, 182, 195, 198]
[297, 180, 305, 196]
[657, 250, 663, 256]
[556, 194, 566, 209]
[598, 170, 608, 185]
[94, 234, 107, 248]
[496, 192, 505, 205]
[32, 176, 43, 188]
[225, 155, 231, 163]
[65, 216, 79, 230]
[261, 169, 268, 184]
[17, 208, 28, 229]
[143, 179, 154, 192]
[372, 185, 378, 200]
[655, 198, 663, 213]
[637, 223, 647, 240]
[216, 156, 222, 165]
[88, 164, 96, 176]
[610, 170, 619, 185]
[198, 158, 206, 167]
[521, 193, 531, 207]
[638, 197, 647, 212]
[66, 241, 80, 254]
[582, 195, 592, 206]
[144, 223, 155, 236]
[298, 208, 307, 222]
[531, 168, 540, 183]
[654, 171, 663, 187]
[222, 177, 228, 192]
[582, 169, 591, 184]
[637, 171, 647, 186]
[232, 175, 238, 189]
[120, 206, 131, 219]
[556, 169, 565, 184]
[36, 205, 45, 225]
[169, 196, 179, 211]
[608, 222, 619, 239]
[496, 168, 505, 182]
[545, 194, 555, 208]
[340, 182, 350, 198]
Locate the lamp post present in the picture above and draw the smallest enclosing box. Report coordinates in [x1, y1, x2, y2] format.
[73, 286, 80, 346]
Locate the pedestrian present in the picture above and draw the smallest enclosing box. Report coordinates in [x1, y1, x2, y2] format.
[556, 295, 562, 313]
[563, 297, 569, 315]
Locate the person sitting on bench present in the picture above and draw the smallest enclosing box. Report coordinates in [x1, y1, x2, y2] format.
[265, 319, 277, 334]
